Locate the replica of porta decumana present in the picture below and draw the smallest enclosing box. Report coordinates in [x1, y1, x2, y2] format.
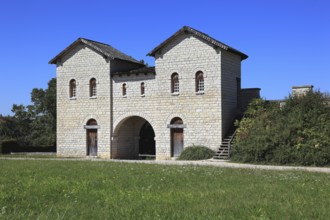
[49, 26, 260, 160]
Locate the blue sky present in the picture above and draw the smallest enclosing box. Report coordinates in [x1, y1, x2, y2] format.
[0, 0, 329, 115]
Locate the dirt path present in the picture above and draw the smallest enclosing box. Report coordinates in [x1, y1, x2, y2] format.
[113, 159, 330, 174]
[1, 157, 330, 174]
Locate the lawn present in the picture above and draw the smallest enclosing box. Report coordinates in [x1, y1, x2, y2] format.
[0, 160, 329, 219]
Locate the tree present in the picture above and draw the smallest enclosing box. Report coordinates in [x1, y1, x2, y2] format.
[233, 91, 330, 166]
[29, 78, 56, 146]
[139, 59, 149, 67]
[0, 115, 18, 141]
[0, 78, 56, 147]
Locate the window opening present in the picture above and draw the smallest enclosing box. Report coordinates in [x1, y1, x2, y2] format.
[90, 78, 97, 97]
[70, 79, 76, 98]
[171, 73, 179, 93]
[122, 83, 127, 96]
[196, 71, 204, 92]
[141, 82, 145, 96]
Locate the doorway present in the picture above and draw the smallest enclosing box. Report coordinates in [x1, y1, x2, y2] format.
[86, 119, 98, 156]
[170, 117, 184, 157]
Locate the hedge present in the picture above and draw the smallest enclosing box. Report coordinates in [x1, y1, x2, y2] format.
[1, 140, 56, 154]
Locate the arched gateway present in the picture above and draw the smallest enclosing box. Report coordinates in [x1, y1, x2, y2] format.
[112, 116, 155, 159]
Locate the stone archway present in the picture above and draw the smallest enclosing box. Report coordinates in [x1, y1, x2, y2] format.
[112, 116, 155, 159]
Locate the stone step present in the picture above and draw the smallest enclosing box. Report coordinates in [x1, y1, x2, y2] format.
[215, 152, 229, 156]
[218, 146, 229, 149]
[215, 151, 229, 155]
[215, 149, 229, 152]
[214, 156, 229, 159]
[219, 145, 230, 148]
[214, 154, 229, 157]
[213, 125, 238, 159]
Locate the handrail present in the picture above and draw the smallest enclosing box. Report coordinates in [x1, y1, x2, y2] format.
[227, 113, 246, 157]
[227, 129, 237, 157]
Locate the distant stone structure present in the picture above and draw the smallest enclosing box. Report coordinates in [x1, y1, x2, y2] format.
[49, 26, 260, 159]
[292, 85, 314, 97]
[241, 88, 261, 111]
[271, 85, 315, 109]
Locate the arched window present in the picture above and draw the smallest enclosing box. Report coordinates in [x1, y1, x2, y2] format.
[69, 79, 76, 98]
[196, 71, 204, 92]
[122, 83, 127, 96]
[141, 82, 145, 96]
[171, 73, 179, 93]
[90, 78, 97, 97]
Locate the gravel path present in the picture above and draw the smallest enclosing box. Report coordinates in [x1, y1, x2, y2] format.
[1, 157, 330, 174]
[113, 159, 330, 174]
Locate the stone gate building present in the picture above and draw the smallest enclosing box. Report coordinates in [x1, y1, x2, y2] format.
[49, 26, 260, 160]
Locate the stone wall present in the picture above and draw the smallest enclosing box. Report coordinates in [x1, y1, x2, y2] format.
[221, 50, 242, 135]
[56, 33, 245, 160]
[112, 33, 227, 159]
[56, 45, 112, 158]
[292, 85, 313, 97]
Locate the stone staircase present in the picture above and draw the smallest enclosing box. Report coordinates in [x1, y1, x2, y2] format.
[213, 126, 237, 160]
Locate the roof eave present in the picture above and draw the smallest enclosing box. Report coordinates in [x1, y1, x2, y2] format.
[49, 38, 85, 64]
[49, 38, 114, 65]
[50, 38, 142, 65]
[113, 57, 145, 67]
[230, 49, 248, 60]
[113, 66, 155, 75]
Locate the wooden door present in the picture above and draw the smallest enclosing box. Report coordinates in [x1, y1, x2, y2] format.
[172, 129, 183, 157]
[87, 129, 97, 156]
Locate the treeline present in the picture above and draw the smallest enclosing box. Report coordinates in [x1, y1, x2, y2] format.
[232, 91, 330, 166]
[0, 78, 56, 153]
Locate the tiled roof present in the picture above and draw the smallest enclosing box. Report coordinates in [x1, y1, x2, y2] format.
[49, 38, 143, 65]
[147, 26, 248, 60]
[113, 66, 155, 75]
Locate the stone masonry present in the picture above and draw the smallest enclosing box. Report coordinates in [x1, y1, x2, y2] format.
[49, 26, 259, 160]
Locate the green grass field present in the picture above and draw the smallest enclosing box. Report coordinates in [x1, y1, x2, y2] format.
[0, 159, 329, 219]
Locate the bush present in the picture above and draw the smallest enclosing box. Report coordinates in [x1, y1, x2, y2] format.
[1, 140, 56, 154]
[232, 91, 330, 166]
[178, 146, 214, 160]
[1, 140, 20, 154]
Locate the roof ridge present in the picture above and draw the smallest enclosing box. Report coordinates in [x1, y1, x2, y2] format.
[49, 37, 144, 65]
[80, 38, 112, 58]
[80, 38, 111, 46]
[82, 38, 141, 63]
[148, 26, 248, 60]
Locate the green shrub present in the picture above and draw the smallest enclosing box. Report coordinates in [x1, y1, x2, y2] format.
[232, 91, 330, 166]
[1, 140, 20, 154]
[178, 145, 214, 160]
[0, 140, 56, 154]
